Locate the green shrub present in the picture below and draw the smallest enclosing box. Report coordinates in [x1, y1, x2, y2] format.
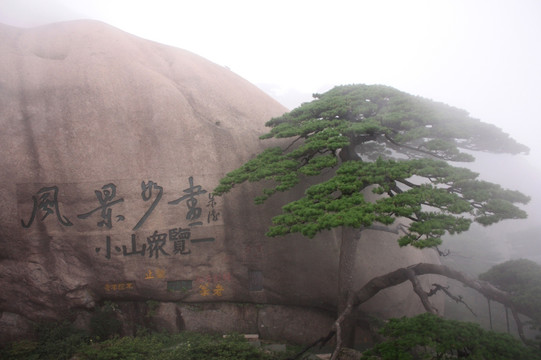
[0, 339, 40, 360]
[480, 259, 541, 324]
[78, 335, 165, 360]
[89, 302, 122, 340]
[0, 320, 89, 360]
[361, 313, 541, 360]
[0, 324, 290, 360]
[76, 332, 274, 360]
[146, 300, 161, 318]
[155, 333, 271, 360]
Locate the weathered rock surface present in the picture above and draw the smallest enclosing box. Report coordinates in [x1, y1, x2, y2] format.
[0, 20, 442, 344]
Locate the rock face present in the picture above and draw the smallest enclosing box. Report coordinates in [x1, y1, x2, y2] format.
[0, 20, 442, 344]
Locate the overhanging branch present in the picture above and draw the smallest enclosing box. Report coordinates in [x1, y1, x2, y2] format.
[407, 268, 438, 314]
[291, 263, 535, 359]
[352, 263, 511, 308]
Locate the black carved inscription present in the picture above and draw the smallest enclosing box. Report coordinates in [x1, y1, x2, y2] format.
[20, 176, 220, 260]
[133, 180, 163, 231]
[190, 238, 216, 243]
[77, 183, 124, 229]
[96, 227, 214, 260]
[21, 176, 219, 231]
[168, 176, 207, 225]
[206, 193, 221, 223]
[169, 227, 192, 255]
[122, 234, 147, 257]
[21, 186, 73, 228]
[146, 230, 170, 259]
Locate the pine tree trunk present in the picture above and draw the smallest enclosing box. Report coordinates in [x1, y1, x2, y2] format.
[337, 227, 361, 348]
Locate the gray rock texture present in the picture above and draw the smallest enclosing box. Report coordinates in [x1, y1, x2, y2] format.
[0, 20, 442, 344]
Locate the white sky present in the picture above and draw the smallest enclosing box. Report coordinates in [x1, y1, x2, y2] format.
[1, 0, 540, 172]
[0, 0, 540, 255]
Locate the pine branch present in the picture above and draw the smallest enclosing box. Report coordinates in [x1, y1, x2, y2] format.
[407, 268, 439, 314]
[284, 135, 304, 151]
[428, 283, 476, 316]
[384, 133, 450, 160]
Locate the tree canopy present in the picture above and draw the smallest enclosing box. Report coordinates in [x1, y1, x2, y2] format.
[214, 84, 529, 248]
[480, 259, 541, 338]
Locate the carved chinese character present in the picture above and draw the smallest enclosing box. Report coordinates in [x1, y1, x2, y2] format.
[78, 183, 124, 229]
[199, 283, 210, 296]
[144, 270, 154, 279]
[122, 234, 146, 257]
[206, 193, 221, 223]
[133, 180, 163, 231]
[168, 176, 207, 225]
[21, 186, 72, 228]
[169, 227, 191, 255]
[146, 231, 169, 259]
[213, 284, 224, 296]
[155, 269, 166, 279]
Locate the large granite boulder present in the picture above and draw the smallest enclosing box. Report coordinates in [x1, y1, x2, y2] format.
[0, 20, 442, 344]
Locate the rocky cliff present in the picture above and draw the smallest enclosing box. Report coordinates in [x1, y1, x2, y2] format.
[0, 20, 442, 344]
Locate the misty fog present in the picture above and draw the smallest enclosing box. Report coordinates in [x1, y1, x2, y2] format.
[1, 0, 540, 346]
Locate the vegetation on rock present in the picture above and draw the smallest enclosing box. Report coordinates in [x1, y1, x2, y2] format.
[214, 84, 533, 358]
[215, 84, 529, 248]
[0, 328, 295, 360]
[480, 259, 541, 324]
[480, 259, 541, 346]
[361, 313, 541, 360]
